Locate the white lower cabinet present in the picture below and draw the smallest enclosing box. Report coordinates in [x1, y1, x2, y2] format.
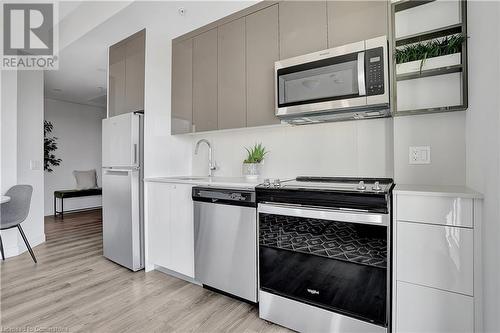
[146, 182, 194, 278]
[396, 281, 474, 333]
[396, 221, 473, 295]
[393, 188, 482, 333]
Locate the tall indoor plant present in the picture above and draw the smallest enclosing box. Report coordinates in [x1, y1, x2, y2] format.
[242, 143, 268, 179]
[44, 120, 62, 172]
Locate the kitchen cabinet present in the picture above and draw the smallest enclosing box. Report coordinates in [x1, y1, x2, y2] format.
[278, 1, 328, 59]
[327, 1, 388, 48]
[108, 42, 126, 117]
[393, 186, 482, 333]
[171, 38, 193, 134]
[193, 28, 218, 132]
[396, 281, 474, 333]
[146, 182, 194, 278]
[108, 30, 145, 117]
[218, 18, 246, 129]
[246, 4, 280, 127]
[125, 30, 145, 113]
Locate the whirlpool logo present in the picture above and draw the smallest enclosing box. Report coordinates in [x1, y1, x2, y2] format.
[307, 288, 320, 295]
[2, 2, 58, 69]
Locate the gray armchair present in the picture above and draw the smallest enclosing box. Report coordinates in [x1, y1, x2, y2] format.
[0, 185, 37, 263]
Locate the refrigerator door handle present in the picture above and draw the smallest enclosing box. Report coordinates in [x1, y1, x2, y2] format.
[133, 144, 138, 165]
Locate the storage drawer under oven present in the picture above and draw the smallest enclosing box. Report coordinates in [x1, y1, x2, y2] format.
[258, 205, 389, 326]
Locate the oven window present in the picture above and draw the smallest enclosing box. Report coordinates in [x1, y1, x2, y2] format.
[259, 212, 388, 326]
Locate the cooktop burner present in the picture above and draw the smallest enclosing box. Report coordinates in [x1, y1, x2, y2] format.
[259, 176, 394, 194]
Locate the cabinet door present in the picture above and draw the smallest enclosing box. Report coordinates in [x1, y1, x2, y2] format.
[169, 184, 194, 278]
[396, 221, 473, 295]
[279, 1, 328, 59]
[396, 281, 473, 333]
[147, 182, 172, 269]
[193, 28, 218, 132]
[246, 4, 280, 127]
[125, 30, 145, 113]
[218, 18, 246, 130]
[327, 1, 388, 48]
[171, 38, 193, 134]
[108, 42, 126, 117]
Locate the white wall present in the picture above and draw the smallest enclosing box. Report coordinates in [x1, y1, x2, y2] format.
[465, 2, 500, 332]
[44, 98, 105, 216]
[191, 118, 393, 179]
[0, 70, 45, 258]
[393, 111, 466, 186]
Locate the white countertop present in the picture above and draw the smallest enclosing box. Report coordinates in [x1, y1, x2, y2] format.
[394, 184, 483, 199]
[144, 176, 264, 189]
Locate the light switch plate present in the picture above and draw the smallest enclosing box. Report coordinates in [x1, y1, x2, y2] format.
[409, 146, 431, 164]
[30, 160, 42, 170]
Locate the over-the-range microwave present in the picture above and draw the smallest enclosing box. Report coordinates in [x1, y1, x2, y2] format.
[275, 36, 389, 124]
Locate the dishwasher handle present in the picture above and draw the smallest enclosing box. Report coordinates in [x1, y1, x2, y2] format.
[192, 187, 256, 208]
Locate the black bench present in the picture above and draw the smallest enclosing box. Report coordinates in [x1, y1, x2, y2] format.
[54, 188, 102, 218]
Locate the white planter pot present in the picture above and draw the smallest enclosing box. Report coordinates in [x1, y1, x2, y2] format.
[242, 163, 262, 179]
[396, 53, 461, 75]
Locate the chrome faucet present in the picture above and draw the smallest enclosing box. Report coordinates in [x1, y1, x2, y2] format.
[195, 139, 217, 177]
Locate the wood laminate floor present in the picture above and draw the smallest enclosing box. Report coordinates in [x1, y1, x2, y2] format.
[0, 209, 291, 333]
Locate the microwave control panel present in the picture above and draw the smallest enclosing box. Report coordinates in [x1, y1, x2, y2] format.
[365, 47, 385, 96]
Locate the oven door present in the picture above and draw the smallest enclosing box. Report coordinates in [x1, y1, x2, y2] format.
[258, 203, 390, 327]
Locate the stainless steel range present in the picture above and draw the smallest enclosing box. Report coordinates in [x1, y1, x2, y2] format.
[256, 177, 394, 333]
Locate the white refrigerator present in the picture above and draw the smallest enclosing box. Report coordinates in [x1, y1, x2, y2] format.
[102, 112, 144, 271]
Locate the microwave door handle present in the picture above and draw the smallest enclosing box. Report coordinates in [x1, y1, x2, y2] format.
[357, 52, 366, 96]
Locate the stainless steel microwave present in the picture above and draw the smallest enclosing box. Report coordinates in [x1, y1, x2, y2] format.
[275, 36, 389, 123]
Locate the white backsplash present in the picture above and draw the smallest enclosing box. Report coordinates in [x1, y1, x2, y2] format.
[191, 117, 394, 180]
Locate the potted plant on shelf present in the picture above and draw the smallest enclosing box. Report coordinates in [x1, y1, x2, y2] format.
[242, 143, 268, 179]
[395, 34, 466, 75]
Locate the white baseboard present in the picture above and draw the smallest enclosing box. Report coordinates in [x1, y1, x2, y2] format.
[3, 233, 46, 258]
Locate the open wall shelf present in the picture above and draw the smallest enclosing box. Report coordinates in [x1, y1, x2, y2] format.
[391, 0, 468, 117]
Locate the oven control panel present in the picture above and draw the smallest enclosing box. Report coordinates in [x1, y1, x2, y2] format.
[365, 47, 385, 96]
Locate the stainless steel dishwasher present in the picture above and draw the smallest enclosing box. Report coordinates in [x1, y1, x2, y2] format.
[193, 186, 257, 303]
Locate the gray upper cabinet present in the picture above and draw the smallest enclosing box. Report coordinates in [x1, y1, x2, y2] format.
[125, 30, 145, 113]
[246, 4, 280, 127]
[108, 41, 126, 117]
[108, 30, 145, 118]
[279, 1, 328, 59]
[171, 39, 193, 135]
[218, 18, 246, 130]
[193, 28, 218, 132]
[327, 1, 388, 47]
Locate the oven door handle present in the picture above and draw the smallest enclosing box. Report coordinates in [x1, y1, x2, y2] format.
[258, 203, 389, 226]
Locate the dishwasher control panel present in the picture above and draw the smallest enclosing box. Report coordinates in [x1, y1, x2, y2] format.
[192, 187, 256, 207]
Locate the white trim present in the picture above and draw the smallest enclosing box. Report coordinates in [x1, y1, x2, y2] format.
[2, 233, 45, 259]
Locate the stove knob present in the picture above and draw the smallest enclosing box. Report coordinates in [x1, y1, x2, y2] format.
[263, 179, 271, 187]
[273, 179, 281, 188]
[357, 181, 366, 191]
[373, 181, 382, 191]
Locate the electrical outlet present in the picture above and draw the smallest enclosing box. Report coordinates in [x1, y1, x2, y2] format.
[409, 146, 431, 164]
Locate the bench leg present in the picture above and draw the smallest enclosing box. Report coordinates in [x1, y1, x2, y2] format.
[54, 196, 56, 218]
[61, 198, 64, 219]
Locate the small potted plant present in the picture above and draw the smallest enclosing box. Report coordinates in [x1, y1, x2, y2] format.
[395, 34, 466, 75]
[242, 143, 268, 179]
